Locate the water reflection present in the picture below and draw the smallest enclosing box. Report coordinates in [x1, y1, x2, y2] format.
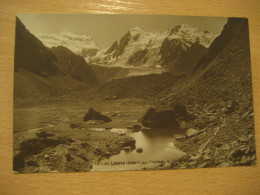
[93, 128, 186, 171]
[14, 99, 185, 171]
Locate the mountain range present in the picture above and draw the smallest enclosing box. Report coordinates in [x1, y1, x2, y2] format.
[37, 25, 217, 76]
[15, 17, 243, 103]
[14, 17, 221, 101]
[90, 25, 217, 75]
[37, 31, 100, 60]
[14, 18, 98, 102]
[13, 16, 256, 169]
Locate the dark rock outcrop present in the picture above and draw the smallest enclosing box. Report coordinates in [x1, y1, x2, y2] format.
[106, 32, 131, 58]
[20, 136, 73, 155]
[105, 41, 118, 54]
[170, 43, 208, 75]
[14, 17, 59, 77]
[159, 38, 186, 66]
[51, 46, 98, 85]
[13, 135, 75, 171]
[127, 48, 148, 65]
[83, 108, 112, 123]
[121, 139, 136, 148]
[193, 18, 249, 73]
[140, 107, 180, 128]
[136, 148, 143, 153]
[140, 104, 192, 128]
[36, 131, 55, 138]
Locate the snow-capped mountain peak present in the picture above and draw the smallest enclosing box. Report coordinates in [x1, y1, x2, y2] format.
[37, 31, 100, 57]
[90, 24, 218, 75]
[129, 26, 150, 42]
[167, 24, 217, 48]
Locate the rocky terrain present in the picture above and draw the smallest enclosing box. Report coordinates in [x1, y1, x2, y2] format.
[94, 72, 181, 99]
[14, 18, 99, 104]
[50, 46, 98, 85]
[162, 18, 256, 169]
[169, 42, 208, 75]
[13, 17, 256, 173]
[14, 128, 135, 173]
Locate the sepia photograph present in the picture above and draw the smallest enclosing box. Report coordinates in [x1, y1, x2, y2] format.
[13, 14, 256, 173]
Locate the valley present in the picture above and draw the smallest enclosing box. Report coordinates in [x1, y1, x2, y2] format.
[13, 16, 256, 173]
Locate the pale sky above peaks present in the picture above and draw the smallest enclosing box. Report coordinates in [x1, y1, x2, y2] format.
[18, 14, 228, 49]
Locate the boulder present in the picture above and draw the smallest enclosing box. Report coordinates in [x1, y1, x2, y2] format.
[185, 128, 198, 138]
[84, 108, 112, 123]
[140, 104, 193, 129]
[36, 131, 55, 138]
[121, 139, 136, 148]
[140, 107, 179, 128]
[136, 148, 143, 153]
[231, 149, 245, 158]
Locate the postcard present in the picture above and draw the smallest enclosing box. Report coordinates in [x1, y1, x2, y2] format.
[13, 14, 256, 173]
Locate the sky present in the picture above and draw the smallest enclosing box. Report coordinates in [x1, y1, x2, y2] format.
[18, 14, 227, 49]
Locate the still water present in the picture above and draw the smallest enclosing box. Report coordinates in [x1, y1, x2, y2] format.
[14, 99, 185, 171]
[92, 127, 185, 171]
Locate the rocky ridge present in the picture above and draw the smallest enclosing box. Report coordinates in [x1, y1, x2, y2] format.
[14, 18, 99, 103]
[161, 18, 256, 169]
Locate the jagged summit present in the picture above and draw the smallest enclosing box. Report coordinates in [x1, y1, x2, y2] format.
[129, 26, 151, 42]
[129, 26, 143, 35]
[167, 24, 217, 48]
[90, 24, 217, 75]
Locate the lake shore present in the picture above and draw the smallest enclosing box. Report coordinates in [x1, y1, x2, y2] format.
[13, 99, 149, 173]
[14, 127, 136, 173]
[13, 98, 188, 173]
